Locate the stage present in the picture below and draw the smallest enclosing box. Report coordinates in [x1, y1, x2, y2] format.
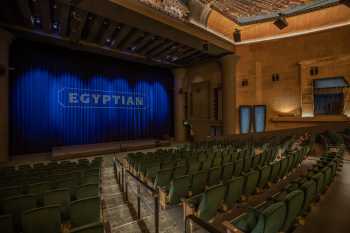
[51, 139, 171, 160]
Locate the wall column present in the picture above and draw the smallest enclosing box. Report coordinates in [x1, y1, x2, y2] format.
[220, 54, 239, 136]
[172, 68, 187, 142]
[0, 29, 13, 162]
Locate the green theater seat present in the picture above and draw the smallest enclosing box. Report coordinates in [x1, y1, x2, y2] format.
[251, 155, 260, 169]
[76, 184, 100, 200]
[70, 196, 100, 228]
[168, 175, 191, 205]
[22, 205, 61, 233]
[0, 214, 14, 233]
[231, 202, 287, 233]
[243, 156, 253, 172]
[70, 222, 104, 233]
[300, 180, 317, 214]
[154, 169, 173, 189]
[269, 161, 280, 183]
[312, 172, 325, 194]
[173, 166, 187, 178]
[211, 157, 222, 167]
[187, 161, 201, 174]
[197, 184, 226, 221]
[222, 163, 234, 181]
[2, 194, 36, 232]
[43, 189, 70, 220]
[233, 159, 244, 176]
[207, 167, 222, 186]
[243, 170, 259, 196]
[278, 158, 289, 179]
[0, 186, 22, 200]
[257, 201, 287, 233]
[282, 190, 304, 232]
[190, 171, 208, 195]
[257, 165, 271, 189]
[145, 166, 160, 182]
[224, 176, 244, 209]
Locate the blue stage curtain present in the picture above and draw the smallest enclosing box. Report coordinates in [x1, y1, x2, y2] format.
[10, 40, 173, 155]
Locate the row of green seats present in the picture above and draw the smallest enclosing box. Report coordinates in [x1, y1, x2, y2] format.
[181, 146, 308, 221]
[0, 196, 101, 233]
[224, 145, 342, 233]
[0, 157, 102, 177]
[0, 170, 100, 202]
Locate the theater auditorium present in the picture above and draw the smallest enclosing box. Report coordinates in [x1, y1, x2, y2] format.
[0, 0, 350, 233]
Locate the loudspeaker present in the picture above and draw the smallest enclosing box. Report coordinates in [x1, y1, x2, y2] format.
[233, 29, 241, 42]
[274, 14, 288, 30]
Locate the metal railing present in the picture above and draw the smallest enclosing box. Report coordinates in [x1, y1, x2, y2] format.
[113, 155, 160, 233]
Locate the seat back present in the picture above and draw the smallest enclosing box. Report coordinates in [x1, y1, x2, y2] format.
[243, 170, 259, 196]
[197, 184, 226, 221]
[70, 222, 104, 233]
[2, 195, 36, 231]
[190, 171, 208, 195]
[233, 159, 244, 176]
[270, 161, 281, 182]
[222, 163, 234, 181]
[76, 184, 99, 199]
[70, 196, 100, 228]
[154, 169, 173, 189]
[0, 186, 21, 200]
[253, 201, 287, 233]
[173, 166, 187, 178]
[207, 167, 222, 186]
[312, 172, 325, 194]
[0, 214, 13, 233]
[168, 175, 191, 205]
[224, 176, 244, 209]
[300, 180, 317, 214]
[187, 162, 201, 174]
[282, 190, 304, 232]
[43, 189, 70, 219]
[257, 165, 271, 189]
[243, 156, 253, 172]
[279, 158, 288, 178]
[22, 205, 61, 233]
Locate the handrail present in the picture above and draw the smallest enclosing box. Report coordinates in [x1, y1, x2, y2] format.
[113, 155, 160, 233]
[185, 215, 222, 233]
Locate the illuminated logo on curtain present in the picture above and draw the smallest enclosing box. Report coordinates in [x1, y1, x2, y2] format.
[58, 88, 146, 109]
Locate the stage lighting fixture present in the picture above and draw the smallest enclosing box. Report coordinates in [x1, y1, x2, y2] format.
[274, 13, 288, 30]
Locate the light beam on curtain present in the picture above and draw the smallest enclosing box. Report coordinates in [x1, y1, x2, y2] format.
[10, 40, 173, 155]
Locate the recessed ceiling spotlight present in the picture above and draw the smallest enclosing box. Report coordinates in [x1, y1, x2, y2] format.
[106, 38, 111, 43]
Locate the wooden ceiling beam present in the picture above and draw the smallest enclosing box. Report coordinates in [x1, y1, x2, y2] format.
[139, 38, 165, 55]
[111, 24, 132, 49]
[119, 30, 144, 51]
[69, 8, 88, 42]
[16, 0, 33, 27]
[86, 15, 104, 43]
[99, 22, 117, 45]
[133, 33, 155, 52]
[38, 0, 52, 33]
[57, 2, 70, 37]
[149, 41, 176, 57]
